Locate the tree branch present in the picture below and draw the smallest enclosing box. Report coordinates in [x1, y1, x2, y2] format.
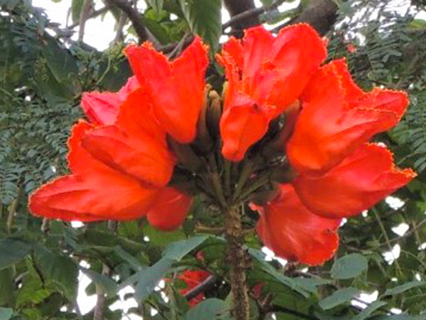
[223, 0, 286, 31]
[78, 0, 93, 42]
[105, 0, 148, 43]
[279, 0, 338, 35]
[66, 5, 112, 30]
[223, 0, 259, 37]
[225, 205, 250, 320]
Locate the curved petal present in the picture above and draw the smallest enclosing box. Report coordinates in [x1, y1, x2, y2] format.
[265, 23, 327, 113]
[125, 37, 208, 143]
[147, 187, 193, 231]
[116, 88, 167, 144]
[81, 88, 175, 187]
[219, 24, 326, 114]
[220, 95, 270, 161]
[81, 125, 174, 187]
[254, 184, 341, 266]
[293, 144, 416, 218]
[81, 76, 139, 126]
[32, 120, 161, 221]
[67, 120, 105, 174]
[81, 92, 121, 126]
[287, 59, 409, 175]
[28, 171, 159, 222]
[117, 76, 139, 101]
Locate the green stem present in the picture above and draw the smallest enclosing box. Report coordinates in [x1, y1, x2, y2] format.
[232, 160, 255, 203]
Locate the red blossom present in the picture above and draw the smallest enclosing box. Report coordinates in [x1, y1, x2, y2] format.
[218, 24, 327, 161]
[125, 37, 209, 143]
[287, 59, 409, 175]
[28, 25, 415, 266]
[292, 143, 416, 218]
[254, 184, 341, 266]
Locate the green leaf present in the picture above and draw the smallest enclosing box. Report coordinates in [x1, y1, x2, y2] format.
[353, 301, 387, 320]
[132, 236, 208, 302]
[146, 0, 164, 17]
[259, 0, 274, 7]
[79, 267, 118, 297]
[163, 235, 208, 260]
[248, 248, 310, 297]
[331, 254, 368, 280]
[178, 0, 222, 51]
[0, 239, 32, 270]
[113, 246, 144, 271]
[134, 258, 174, 302]
[143, 223, 186, 247]
[375, 315, 426, 320]
[0, 308, 13, 320]
[382, 281, 426, 297]
[141, 17, 170, 44]
[71, 0, 84, 23]
[319, 287, 360, 310]
[34, 248, 78, 301]
[184, 298, 231, 320]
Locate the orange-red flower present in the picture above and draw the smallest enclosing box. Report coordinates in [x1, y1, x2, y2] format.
[287, 59, 409, 175]
[218, 24, 327, 161]
[178, 270, 210, 307]
[292, 143, 416, 218]
[29, 120, 161, 221]
[81, 88, 175, 187]
[29, 55, 194, 229]
[125, 37, 208, 143]
[254, 184, 341, 266]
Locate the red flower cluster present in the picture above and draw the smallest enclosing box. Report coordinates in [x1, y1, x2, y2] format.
[29, 24, 415, 265]
[29, 38, 208, 231]
[231, 27, 415, 265]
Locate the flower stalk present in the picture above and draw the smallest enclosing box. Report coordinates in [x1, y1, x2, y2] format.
[225, 205, 250, 320]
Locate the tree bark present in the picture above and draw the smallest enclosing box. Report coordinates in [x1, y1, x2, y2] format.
[292, 0, 338, 36]
[225, 206, 249, 320]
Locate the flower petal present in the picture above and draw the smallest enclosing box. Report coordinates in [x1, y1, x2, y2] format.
[293, 143, 416, 218]
[265, 23, 327, 112]
[31, 119, 161, 221]
[81, 88, 175, 187]
[67, 120, 104, 174]
[81, 76, 139, 126]
[81, 92, 121, 126]
[220, 95, 270, 161]
[287, 59, 409, 175]
[147, 187, 192, 231]
[29, 171, 159, 222]
[254, 184, 341, 266]
[81, 125, 174, 187]
[125, 38, 208, 143]
[117, 76, 139, 101]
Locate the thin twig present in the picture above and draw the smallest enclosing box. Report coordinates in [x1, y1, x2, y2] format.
[67, 5, 112, 29]
[184, 275, 218, 301]
[113, 12, 128, 43]
[78, 0, 93, 42]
